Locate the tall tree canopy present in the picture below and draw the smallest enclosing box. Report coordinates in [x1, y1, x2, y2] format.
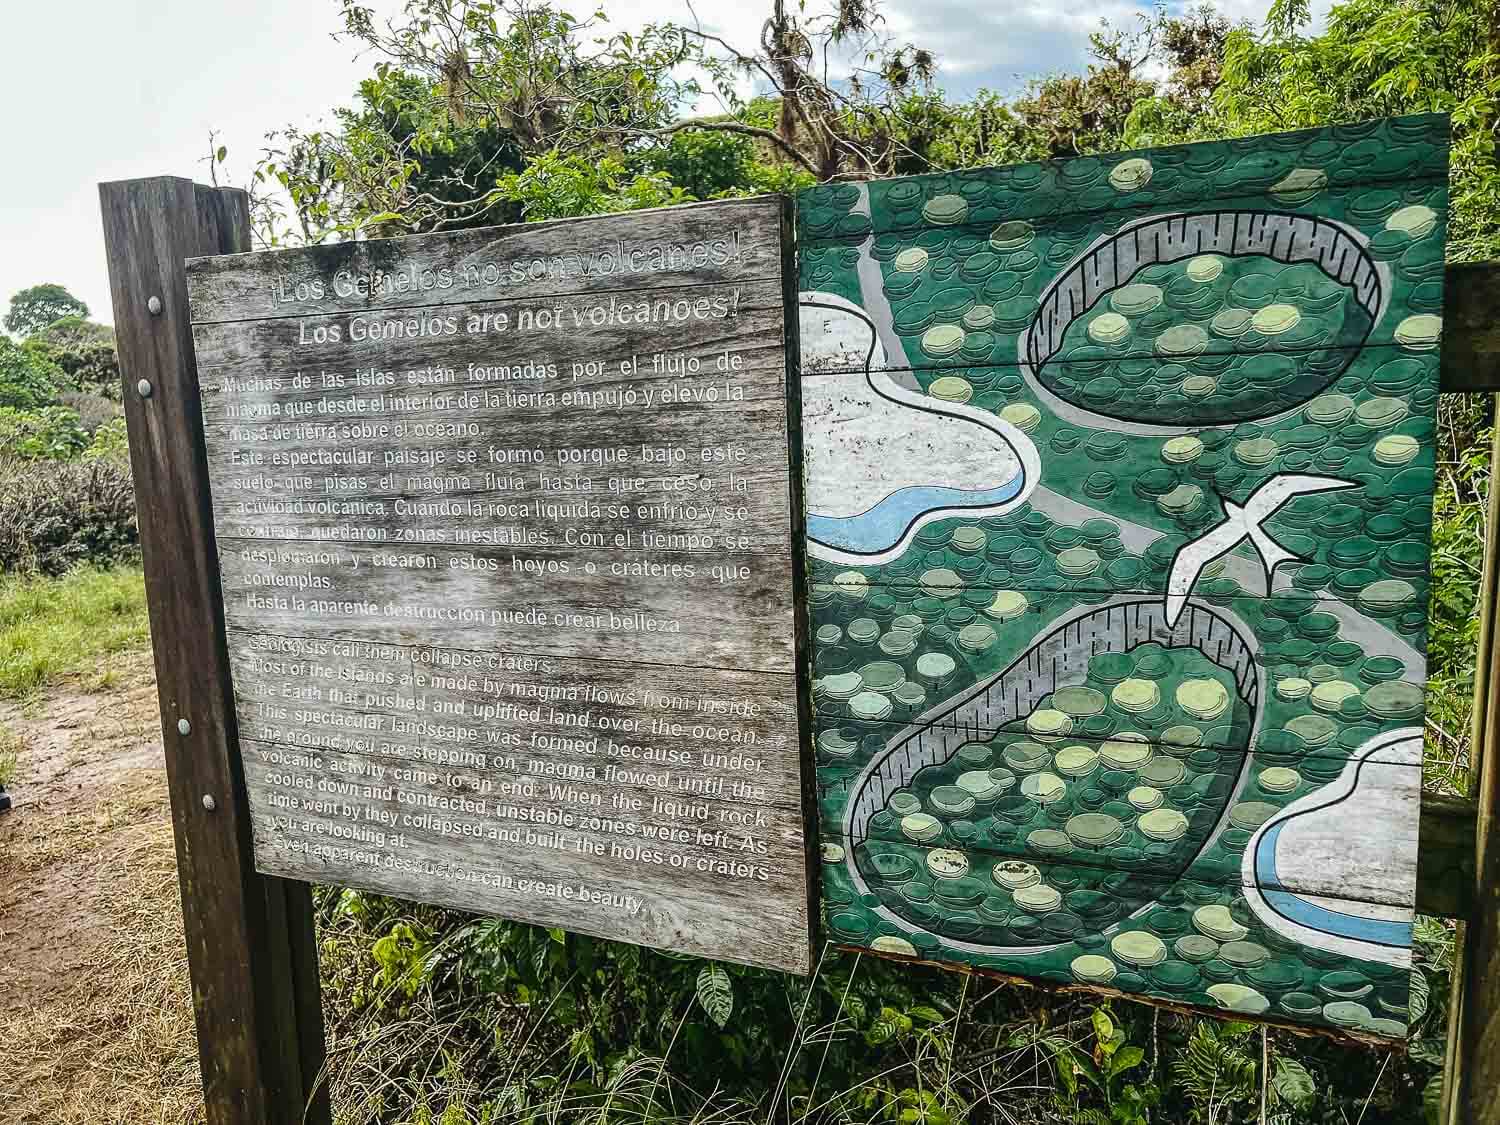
[4, 284, 88, 339]
[245, 0, 1498, 257]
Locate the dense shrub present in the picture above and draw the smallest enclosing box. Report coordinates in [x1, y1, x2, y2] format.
[0, 457, 137, 574]
[0, 406, 90, 460]
[58, 391, 121, 436]
[0, 337, 63, 410]
[81, 416, 130, 464]
[23, 317, 120, 397]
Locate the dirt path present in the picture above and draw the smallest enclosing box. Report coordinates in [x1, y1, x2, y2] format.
[0, 652, 204, 1124]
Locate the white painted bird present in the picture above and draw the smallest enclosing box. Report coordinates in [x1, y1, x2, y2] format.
[1163, 474, 1359, 627]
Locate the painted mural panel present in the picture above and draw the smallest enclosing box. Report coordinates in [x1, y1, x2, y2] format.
[796, 115, 1449, 1038]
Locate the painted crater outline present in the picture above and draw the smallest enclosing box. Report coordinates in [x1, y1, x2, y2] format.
[1020, 210, 1388, 430]
[840, 595, 1264, 956]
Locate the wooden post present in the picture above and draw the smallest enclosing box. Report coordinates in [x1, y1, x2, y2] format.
[99, 177, 330, 1125]
[1443, 408, 1500, 1124]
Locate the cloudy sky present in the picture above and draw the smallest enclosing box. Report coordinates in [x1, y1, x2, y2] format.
[0, 0, 1312, 328]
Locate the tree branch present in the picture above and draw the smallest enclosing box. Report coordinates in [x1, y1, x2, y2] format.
[644, 119, 820, 175]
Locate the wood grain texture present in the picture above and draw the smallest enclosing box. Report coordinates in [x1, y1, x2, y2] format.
[1439, 262, 1500, 392]
[187, 197, 783, 322]
[100, 177, 329, 1125]
[190, 195, 814, 974]
[225, 632, 805, 797]
[1442, 417, 1500, 1124]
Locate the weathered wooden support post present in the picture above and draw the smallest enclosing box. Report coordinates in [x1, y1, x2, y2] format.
[1438, 256, 1500, 1124]
[1442, 410, 1500, 1124]
[99, 177, 330, 1125]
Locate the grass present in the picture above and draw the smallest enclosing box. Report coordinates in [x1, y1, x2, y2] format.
[0, 722, 18, 786]
[0, 821, 204, 1125]
[0, 563, 149, 700]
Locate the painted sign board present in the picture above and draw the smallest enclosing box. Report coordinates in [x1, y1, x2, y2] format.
[797, 114, 1449, 1037]
[186, 197, 817, 975]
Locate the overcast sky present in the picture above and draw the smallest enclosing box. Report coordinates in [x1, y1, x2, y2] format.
[0, 0, 1312, 328]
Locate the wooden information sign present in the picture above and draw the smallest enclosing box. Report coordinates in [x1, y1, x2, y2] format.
[184, 197, 816, 974]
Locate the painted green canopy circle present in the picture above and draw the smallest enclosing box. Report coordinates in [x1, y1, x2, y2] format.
[1176, 678, 1230, 720]
[849, 690, 893, 720]
[992, 860, 1041, 890]
[901, 813, 942, 842]
[1111, 283, 1162, 316]
[916, 652, 957, 680]
[1228, 801, 1278, 831]
[1193, 905, 1248, 942]
[1020, 772, 1067, 804]
[930, 785, 977, 817]
[1208, 984, 1270, 1014]
[860, 661, 907, 692]
[1066, 812, 1125, 847]
[1100, 735, 1153, 770]
[926, 848, 970, 879]
[1026, 708, 1075, 740]
[1110, 930, 1168, 968]
[1052, 686, 1108, 717]
[1364, 680, 1425, 719]
[1112, 679, 1161, 713]
[1071, 954, 1119, 983]
[1138, 808, 1189, 841]
[1013, 883, 1063, 913]
[1054, 745, 1100, 778]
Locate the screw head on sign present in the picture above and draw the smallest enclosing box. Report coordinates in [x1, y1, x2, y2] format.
[147, 295, 163, 316]
[202, 794, 217, 812]
[177, 718, 191, 736]
[136, 379, 153, 399]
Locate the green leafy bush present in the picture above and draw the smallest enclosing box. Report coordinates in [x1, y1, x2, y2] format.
[0, 457, 137, 574]
[0, 337, 64, 410]
[81, 417, 130, 464]
[0, 407, 90, 461]
[58, 391, 121, 436]
[23, 317, 119, 397]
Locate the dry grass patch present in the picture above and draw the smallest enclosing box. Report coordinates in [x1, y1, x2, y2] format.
[0, 821, 204, 1124]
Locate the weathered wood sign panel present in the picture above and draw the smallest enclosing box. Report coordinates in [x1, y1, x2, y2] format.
[187, 197, 816, 974]
[798, 115, 1449, 1036]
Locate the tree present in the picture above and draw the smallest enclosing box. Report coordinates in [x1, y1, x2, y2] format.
[1207, 0, 1499, 260]
[254, 0, 695, 242]
[22, 317, 119, 398]
[0, 336, 63, 410]
[5, 284, 88, 339]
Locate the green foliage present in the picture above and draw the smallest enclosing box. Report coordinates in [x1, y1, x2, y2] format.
[81, 416, 130, 465]
[22, 317, 119, 397]
[0, 457, 137, 576]
[0, 337, 64, 410]
[1171, 1020, 1260, 1119]
[0, 563, 147, 698]
[1045, 1005, 1159, 1124]
[491, 152, 686, 222]
[694, 963, 733, 1027]
[4, 283, 87, 339]
[0, 407, 89, 461]
[643, 130, 754, 200]
[1211, 0, 1500, 260]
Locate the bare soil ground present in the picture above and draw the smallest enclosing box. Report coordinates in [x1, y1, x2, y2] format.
[0, 651, 204, 1124]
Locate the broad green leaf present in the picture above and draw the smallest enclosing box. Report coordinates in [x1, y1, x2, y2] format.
[1272, 1058, 1317, 1110]
[1410, 967, 1431, 1025]
[1110, 1045, 1145, 1077]
[695, 964, 733, 1028]
[1092, 1007, 1115, 1045]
